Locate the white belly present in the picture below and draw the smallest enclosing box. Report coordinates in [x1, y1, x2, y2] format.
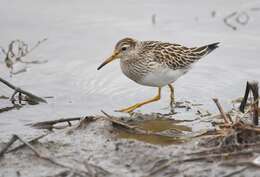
[139, 67, 189, 87]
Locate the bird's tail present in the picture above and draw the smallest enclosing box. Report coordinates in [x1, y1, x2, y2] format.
[205, 42, 220, 54]
[190, 42, 220, 57]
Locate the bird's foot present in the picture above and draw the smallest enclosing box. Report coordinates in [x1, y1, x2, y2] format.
[170, 106, 177, 115]
[115, 104, 140, 113]
[166, 101, 191, 115]
[173, 101, 192, 111]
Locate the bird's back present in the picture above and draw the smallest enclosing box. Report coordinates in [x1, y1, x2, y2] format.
[140, 41, 219, 70]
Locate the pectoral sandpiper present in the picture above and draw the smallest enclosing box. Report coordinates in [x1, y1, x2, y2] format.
[97, 38, 219, 113]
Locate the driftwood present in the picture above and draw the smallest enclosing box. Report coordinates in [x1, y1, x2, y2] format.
[0, 77, 47, 105]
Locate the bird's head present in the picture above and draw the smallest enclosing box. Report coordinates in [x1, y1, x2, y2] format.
[97, 37, 137, 70]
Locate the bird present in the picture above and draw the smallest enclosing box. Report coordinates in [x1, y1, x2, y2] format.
[97, 37, 219, 113]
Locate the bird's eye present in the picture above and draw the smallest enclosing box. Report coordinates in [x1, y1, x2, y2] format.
[121, 47, 127, 51]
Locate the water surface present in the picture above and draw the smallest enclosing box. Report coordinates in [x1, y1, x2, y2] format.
[0, 0, 260, 138]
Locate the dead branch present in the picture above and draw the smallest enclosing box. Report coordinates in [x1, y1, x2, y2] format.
[26, 38, 47, 55]
[0, 105, 22, 113]
[221, 166, 249, 177]
[0, 135, 18, 158]
[250, 82, 259, 125]
[240, 82, 251, 112]
[0, 77, 47, 105]
[178, 149, 257, 163]
[187, 142, 260, 156]
[101, 110, 139, 131]
[145, 150, 255, 177]
[213, 98, 232, 124]
[28, 116, 92, 130]
[72, 116, 96, 130]
[65, 116, 98, 134]
[7, 134, 48, 153]
[83, 161, 111, 177]
[239, 81, 259, 125]
[223, 12, 237, 30]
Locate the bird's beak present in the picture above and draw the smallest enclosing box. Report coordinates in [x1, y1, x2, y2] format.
[97, 51, 119, 70]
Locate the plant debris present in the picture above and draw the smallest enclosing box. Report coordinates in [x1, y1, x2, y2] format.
[0, 77, 47, 107]
[1, 81, 260, 177]
[0, 39, 47, 75]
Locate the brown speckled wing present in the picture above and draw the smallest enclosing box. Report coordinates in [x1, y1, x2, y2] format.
[142, 41, 219, 70]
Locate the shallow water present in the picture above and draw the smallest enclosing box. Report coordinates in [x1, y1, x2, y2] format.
[135, 119, 192, 132]
[117, 119, 192, 145]
[0, 0, 260, 137]
[117, 131, 186, 145]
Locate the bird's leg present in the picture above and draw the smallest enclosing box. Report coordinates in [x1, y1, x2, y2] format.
[168, 84, 176, 113]
[116, 88, 161, 113]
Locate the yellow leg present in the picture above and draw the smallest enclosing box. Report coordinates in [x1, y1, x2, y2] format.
[116, 88, 161, 113]
[168, 84, 175, 113]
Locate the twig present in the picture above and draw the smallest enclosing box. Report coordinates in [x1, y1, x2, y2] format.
[13, 134, 89, 176]
[101, 110, 139, 130]
[73, 116, 96, 129]
[187, 142, 260, 156]
[29, 116, 87, 130]
[221, 166, 249, 177]
[250, 82, 259, 125]
[0, 77, 47, 104]
[240, 82, 251, 113]
[0, 46, 6, 55]
[0, 135, 18, 158]
[223, 12, 237, 30]
[83, 161, 111, 177]
[213, 98, 232, 124]
[0, 105, 21, 113]
[147, 159, 171, 177]
[27, 38, 47, 54]
[1, 134, 90, 176]
[147, 149, 256, 175]
[7, 134, 48, 153]
[0, 39, 47, 75]
[239, 81, 259, 125]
